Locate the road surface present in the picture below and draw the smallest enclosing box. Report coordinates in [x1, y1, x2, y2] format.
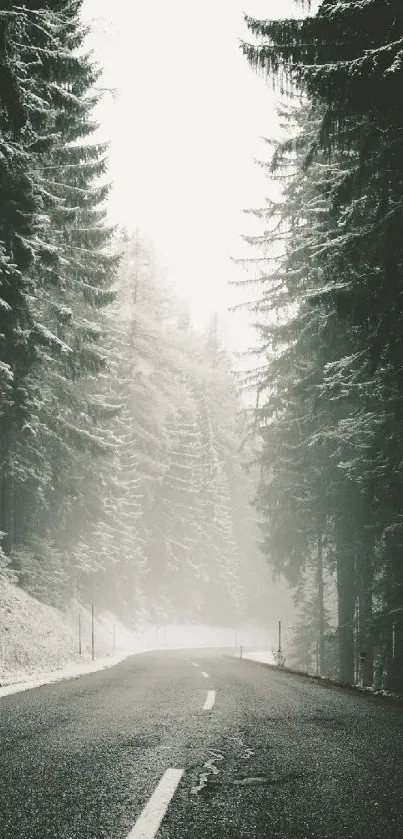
[1, 649, 402, 838]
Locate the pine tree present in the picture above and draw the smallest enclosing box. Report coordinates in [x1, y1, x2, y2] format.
[241, 1, 403, 687]
[0, 1, 118, 599]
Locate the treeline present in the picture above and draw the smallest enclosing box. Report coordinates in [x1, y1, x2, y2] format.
[0, 1, 116, 574]
[242, 0, 403, 690]
[75, 231, 262, 626]
[0, 1, 272, 626]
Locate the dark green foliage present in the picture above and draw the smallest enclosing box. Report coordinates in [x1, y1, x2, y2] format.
[243, 1, 403, 124]
[0, 0, 117, 582]
[0, 3, 276, 632]
[242, 0, 403, 688]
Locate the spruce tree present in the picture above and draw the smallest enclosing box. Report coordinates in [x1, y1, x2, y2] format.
[0, 1, 118, 595]
[242, 0, 403, 686]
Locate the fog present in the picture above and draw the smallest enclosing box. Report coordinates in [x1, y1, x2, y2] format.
[2, 3, 401, 837]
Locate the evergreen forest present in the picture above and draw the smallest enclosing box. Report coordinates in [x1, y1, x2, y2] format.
[241, 0, 403, 691]
[0, 0, 274, 633]
[2, 0, 403, 695]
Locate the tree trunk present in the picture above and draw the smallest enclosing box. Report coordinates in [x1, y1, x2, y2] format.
[0, 423, 15, 558]
[316, 521, 325, 675]
[358, 546, 374, 687]
[336, 518, 355, 684]
[373, 643, 387, 691]
[386, 619, 403, 694]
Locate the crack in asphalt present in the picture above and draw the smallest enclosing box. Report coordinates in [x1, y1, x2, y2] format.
[190, 769, 307, 795]
[232, 771, 304, 786]
[191, 749, 224, 794]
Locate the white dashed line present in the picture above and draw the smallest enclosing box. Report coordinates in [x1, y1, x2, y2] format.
[127, 768, 183, 839]
[201, 671, 209, 678]
[192, 662, 200, 668]
[203, 690, 215, 711]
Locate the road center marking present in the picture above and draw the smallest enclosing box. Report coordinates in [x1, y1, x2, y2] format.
[203, 690, 215, 710]
[202, 671, 209, 678]
[127, 768, 183, 839]
[192, 662, 200, 668]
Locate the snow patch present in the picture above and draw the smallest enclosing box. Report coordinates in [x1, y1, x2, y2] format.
[233, 649, 277, 665]
[0, 580, 275, 700]
[0, 579, 139, 697]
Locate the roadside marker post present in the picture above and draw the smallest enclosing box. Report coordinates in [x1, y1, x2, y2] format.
[91, 604, 95, 661]
[78, 609, 82, 655]
[275, 620, 285, 667]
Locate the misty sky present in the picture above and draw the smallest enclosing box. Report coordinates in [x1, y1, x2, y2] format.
[82, 0, 305, 348]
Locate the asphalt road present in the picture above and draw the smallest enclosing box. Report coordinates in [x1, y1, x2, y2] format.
[1, 650, 403, 839]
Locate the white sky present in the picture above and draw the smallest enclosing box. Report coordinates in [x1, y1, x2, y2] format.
[82, 0, 307, 350]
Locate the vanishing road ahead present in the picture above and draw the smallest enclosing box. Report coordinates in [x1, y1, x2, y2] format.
[1, 650, 403, 838]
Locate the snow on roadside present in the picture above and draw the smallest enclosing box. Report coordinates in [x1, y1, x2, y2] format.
[0, 579, 140, 698]
[0, 651, 134, 698]
[232, 649, 276, 665]
[0, 578, 276, 699]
